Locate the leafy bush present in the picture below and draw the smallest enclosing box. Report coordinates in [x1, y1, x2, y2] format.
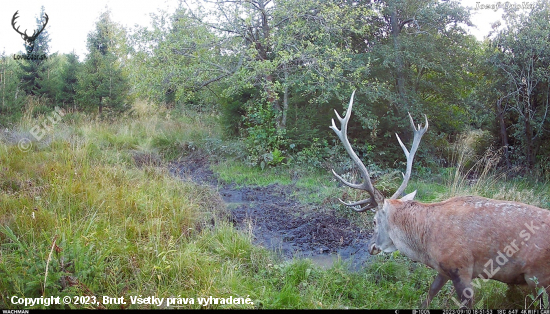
[219, 88, 256, 138]
[291, 138, 331, 170]
[242, 100, 287, 168]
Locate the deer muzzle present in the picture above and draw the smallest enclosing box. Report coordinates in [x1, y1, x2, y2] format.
[369, 242, 381, 255]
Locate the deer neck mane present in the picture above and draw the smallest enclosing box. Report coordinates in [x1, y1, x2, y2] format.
[387, 201, 431, 263]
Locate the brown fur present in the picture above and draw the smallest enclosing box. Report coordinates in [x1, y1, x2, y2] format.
[331, 94, 549, 308]
[373, 196, 550, 308]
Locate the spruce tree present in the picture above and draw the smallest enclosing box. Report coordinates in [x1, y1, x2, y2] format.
[18, 6, 50, 96]
[77, 10, 130, 114]
[0, 51, 26, 125]
[58, 52, 80, 110]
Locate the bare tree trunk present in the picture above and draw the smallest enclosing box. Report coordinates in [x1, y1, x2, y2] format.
[496, 98, 511, 168]
[264, 74, 282, 128]
[521, 79, 534, 169]
[282, 65, 288, 129]
[524, 99, 534, 168]
[2, 67, 5, 109]
[257, 0, 284, 129]
[391, 6, 407, 110]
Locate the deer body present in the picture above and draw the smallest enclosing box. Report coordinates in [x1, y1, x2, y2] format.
[375, 196, 550, 307]
[330, 91, 550, 308]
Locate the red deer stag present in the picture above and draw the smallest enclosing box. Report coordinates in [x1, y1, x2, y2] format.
[331, 91, 550, 308]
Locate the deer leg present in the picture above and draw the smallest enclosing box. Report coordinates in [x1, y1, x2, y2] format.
[421, 273, 449, 308]
[451, 276, 474, 309]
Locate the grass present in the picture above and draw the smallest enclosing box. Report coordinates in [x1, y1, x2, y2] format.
[1, 102, 549, 309]
[211, 159, 340, 205]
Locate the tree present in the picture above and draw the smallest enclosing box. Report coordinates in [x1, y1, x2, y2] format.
[340, 0, 479, 168]
[18, 5, 51, 97]
[58, 52, 81, 110]
[0, 51, 26, 125]
[130, 6, 230, 107]
[488, 0, 550, 169]
[78, 10, 131, 114]
[129, 0, 487, 169]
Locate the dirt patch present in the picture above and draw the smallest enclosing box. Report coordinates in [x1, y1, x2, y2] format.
[169, 152, 372, 270]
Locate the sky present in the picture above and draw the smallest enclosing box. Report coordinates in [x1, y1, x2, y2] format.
[461, 0, 537, 37]
[0, 0, 180, 59]
[0, 0, 539, 59]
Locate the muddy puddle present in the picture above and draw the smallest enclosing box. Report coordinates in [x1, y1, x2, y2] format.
[169, 152, 372, 270]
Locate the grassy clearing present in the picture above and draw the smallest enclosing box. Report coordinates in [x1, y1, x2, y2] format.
[0, 111, 228, 309]
[1, 103, 548, 309]
[211, 160, 340, 205]
[208, 126, 550, 309]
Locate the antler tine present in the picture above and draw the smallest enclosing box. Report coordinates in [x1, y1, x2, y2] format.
[11, 11, 28, 37]
[12, 11, 19, 25]
[390, 113, 429, 199]
[337, 197, 378, 212]
[408, 112, 429, 134]
[330, 90, 378, 212]
[32, 13, 49, 39]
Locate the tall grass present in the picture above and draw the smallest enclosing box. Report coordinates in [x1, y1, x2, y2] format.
[0, 108, 231, 308]
[1, 102, 434, 309]
[0, 102, 240, 309]
[437, 130, 550, 208]
[445, 130, 503, 197]
[1, 103, 548, 309]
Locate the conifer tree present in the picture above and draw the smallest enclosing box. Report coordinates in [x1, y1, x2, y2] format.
[77, 10, 131, 114]
[58, 52, 81, 109]
[18, 6, 51, 96]
[0, 51, 26, 125]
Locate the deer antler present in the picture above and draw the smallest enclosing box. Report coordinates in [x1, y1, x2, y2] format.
[331, 91, 430, 210]
[330, 91, 378, 212]
[390, 113, 428, 199]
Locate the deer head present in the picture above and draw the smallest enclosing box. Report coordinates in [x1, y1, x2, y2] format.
[12, 10, 49, 54]
[332, 95, 550, 309]
[330, 91, 428, 253]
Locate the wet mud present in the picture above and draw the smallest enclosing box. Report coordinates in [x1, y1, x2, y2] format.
[169, 152, 372, 270]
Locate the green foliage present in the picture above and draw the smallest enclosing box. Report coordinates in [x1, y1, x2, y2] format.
[219, 88, 255, 138]
[0, 53, 26, 126]
[0, 0, 548, 175]
[77, 10, 131, 115]
[17, 6, 51, 97]
[527, 277, 550, 309]
[129, 6, 226, 110]
[291, 138, 331, 170]
[242, 100, 287, 168]
[57, 52, 81, 109]
[36, 54, 64, 105]
[486, 0, 550, 170]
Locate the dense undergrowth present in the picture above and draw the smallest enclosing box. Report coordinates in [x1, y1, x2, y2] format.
[1, 102, 549, 309]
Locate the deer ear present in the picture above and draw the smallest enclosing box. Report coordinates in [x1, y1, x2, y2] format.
[400, 190, 417, 202]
